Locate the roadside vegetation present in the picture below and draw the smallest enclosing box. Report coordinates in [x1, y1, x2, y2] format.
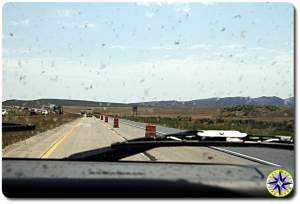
[2, 110, 81, 148]
[122, 105, 294, 136]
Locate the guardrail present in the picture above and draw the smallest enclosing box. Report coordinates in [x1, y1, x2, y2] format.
[2, 123, 36, 132]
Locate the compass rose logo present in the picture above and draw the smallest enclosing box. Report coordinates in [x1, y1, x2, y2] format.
[266, 169, 293, 197]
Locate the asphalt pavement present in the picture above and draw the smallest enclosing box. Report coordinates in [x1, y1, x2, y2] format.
[2, 116, 276, 166]
[119, 118, 294, 169]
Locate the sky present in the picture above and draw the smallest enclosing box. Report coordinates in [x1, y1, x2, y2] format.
[2, 2, 294, 103]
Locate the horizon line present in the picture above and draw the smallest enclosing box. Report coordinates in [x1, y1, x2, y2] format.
[2, 95, 294, 104]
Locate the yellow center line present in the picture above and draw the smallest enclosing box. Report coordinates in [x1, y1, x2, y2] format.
[40, 121, 82, 159]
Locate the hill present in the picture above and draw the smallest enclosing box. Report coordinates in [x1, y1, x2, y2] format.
[140, 96, 294, 108]
[2, 96, 294, 108]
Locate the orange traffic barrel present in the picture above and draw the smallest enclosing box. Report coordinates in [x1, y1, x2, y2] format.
[100, 115, 103, 120]
[113, 117, 119, 128]
[105, 116, 108, 123]
[145, 123, 156, 138]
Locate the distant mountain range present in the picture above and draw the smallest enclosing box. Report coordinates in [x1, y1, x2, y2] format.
[139, 96, 295, 108]
[2, 96, 294, 108]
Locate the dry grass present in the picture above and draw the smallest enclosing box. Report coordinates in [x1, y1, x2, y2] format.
[61, 105, 295, 136]
[64, 105, 294, 120]
[2, 112, 81, 148]
[64, 106, 222, 119]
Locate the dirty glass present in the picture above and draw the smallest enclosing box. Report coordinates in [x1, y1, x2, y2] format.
[2, 2, 294, 167]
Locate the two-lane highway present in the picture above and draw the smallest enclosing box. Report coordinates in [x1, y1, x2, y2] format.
[3, 116, 294, 169]
[3, 117, 148, 161]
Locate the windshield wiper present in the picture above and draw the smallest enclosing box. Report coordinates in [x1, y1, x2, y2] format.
[156, 130, 294, 144]
[67, 130, 294, 162]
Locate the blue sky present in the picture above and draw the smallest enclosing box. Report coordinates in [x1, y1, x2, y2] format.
[2, 2, 294, 102]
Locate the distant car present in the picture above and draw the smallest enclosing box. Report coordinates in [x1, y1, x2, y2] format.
[53, 105, 63, 114]
[30, 109, 37, 116]
[2, 109, 7, 117]
[42, 110, 49, 115]
[86, 113, 93, 117]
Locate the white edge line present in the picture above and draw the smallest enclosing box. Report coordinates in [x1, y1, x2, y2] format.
[108, 118, 154, 161]
[119, 119, 281, 167]
[209, 146, 281, 167]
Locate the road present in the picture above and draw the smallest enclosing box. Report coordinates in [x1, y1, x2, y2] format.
[119, 118, 294, 168]
[3, 116, 294, 169]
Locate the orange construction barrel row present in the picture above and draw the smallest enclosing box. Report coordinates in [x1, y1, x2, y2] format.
[100, 115, 156, 135]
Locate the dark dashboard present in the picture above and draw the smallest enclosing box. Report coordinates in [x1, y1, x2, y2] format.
[2, 159, 292, 198]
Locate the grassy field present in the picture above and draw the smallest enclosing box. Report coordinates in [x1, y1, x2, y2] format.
[64, 106, 223, 118]
[122, 115, 294, 136]
[2, 110, 81, 148]
[57, 105, 295, 136]
[120, 105, 294, 136]
[3, 105, 293, 148]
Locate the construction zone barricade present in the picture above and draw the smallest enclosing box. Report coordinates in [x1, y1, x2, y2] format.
[113, 117, 119, 128]
[145, 123, 156, 138]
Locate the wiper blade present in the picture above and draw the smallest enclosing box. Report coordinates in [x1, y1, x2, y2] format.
[162, 130, 201, 138]
[157, 130, 247, 141]
[244, 135, 293, 143]
[159, 130, 293, 144]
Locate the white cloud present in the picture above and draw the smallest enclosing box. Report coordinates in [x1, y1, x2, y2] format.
[175, 4, 191, 14]
[145, 11, 155, 18]
[57, 20, 74, 28]
[188, 44, 210, 49]
[220, 44, 245, 50]
[151, 43, 209, 50]
[281, 42, 289, 46]
[233, 52, 250, 58]
[248, 46, 292, 55]
[78, 22, 96, 28]
[199, 0, 216, 6]
[219, 45, 292, 58]
[2, 58, 19, 70]
[280, 41, 293, 47]
[151, 45, 179, 50]
[3, 48, 31, 55]
[56, 9, 78, 18]
[136, 1, 169, 7]
[107, 45, 127, 49]
[10, 19, 29, 26]
[3, 51, 293, 101]
[110, 54, 293, 100]
[136, 1, 152, 7]
[248, 47, 265, 51]
[57, 20, 95, 29]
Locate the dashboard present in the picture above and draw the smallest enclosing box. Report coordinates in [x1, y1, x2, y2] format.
[3, 159, 293, 198]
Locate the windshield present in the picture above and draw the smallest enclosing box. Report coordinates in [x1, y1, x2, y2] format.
[2, 2, 294, 169]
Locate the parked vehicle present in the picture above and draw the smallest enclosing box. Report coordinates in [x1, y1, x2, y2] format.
[53, 105, 63, 114]
[2, 109, 8, 117]
[42, 110, 49, 115]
